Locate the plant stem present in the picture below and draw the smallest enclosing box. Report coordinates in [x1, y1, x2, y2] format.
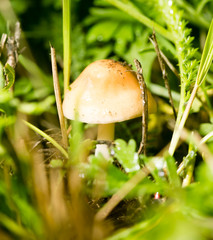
[50, 45, 68, 148]
[97, 123, 115, 141]
[169, 83, 199, 156]
[182, 159, 195, 187]
[95, 123, 115, 159]
[200, 131, 213, 144]
[150, 33, 177, 119]
[63, 0, 71, 95]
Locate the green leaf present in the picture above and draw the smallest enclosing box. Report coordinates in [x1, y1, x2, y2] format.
[114, 23, 134, 54]
[114, 139, 140, 173]
[4, 64, 15, 90]
[18, 95, 55, 115]
[86, 20, 119, 43]
[105, 164, 129, 195]
[0, 90, 13, 103]
[199, 123, 213, 136]
[14, 78, 33, 97]
[165, 154, 181, 188]
[87, 44, 112, 60]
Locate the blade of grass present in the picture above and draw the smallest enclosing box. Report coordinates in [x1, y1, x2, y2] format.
[50, 45, 68, 148]
[63, 0, 71, 95]
[169, 19, 213, 156]
[196, 20, 213, 86]
[23, 120, 68, 159]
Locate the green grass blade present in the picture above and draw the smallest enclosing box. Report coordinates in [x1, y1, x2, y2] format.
[63, 0, 71, 95]
[196, 19, 213, 86]
[23, 120, 68, 159]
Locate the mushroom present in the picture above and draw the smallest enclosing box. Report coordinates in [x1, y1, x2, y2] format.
[63, 59, 157, 159]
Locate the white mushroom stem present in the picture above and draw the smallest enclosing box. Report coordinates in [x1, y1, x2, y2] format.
[95, 123, 115, 159]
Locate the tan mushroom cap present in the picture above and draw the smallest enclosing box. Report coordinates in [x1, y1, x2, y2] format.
[63, 59, 157, 124]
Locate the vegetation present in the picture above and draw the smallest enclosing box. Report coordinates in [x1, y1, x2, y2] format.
[0, 0, 213, 239]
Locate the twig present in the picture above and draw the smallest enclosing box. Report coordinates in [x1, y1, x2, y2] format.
[150, 32, 177, 119]
[94, 166, 150, 222]
[159, 50, 180, 79]
[134, 59, 148, 155]
[50, 45, 68, 148]
[6, 22, 21, 69]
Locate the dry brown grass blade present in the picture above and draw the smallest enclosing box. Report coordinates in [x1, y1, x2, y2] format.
[50, 45, 68, 148]
[150, 32, 177, 120]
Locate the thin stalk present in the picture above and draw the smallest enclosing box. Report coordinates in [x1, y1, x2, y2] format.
[159, 50, 180, 79]
[50, 45, 68, 148]
[105, 0, 173, 42]
[63, 0, 71, 95]
[169, 83, 199, 155]
[134, 59, 148, 155]
[150, 33, 177, 119]
[182, 159, 195, 187]
[200, 131, 213, 144]
[23, 120, 68, 159]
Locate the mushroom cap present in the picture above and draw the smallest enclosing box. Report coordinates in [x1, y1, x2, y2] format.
[63, 59, 157, 124]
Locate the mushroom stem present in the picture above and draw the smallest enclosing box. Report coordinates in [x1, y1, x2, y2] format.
[97, 123, 115, 141]
[95, 123, 115, 159]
